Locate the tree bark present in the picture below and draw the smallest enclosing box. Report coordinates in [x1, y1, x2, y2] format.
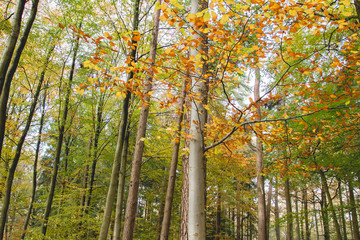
[348, 178, 359, 240]
[121, 1, 160, 239]
[20, 84, 48, 240]
[0, 0, 26, 94]
[295, 191, 301, 240]
[156, 166, 168, 240]
[303, 188, 310, 240]
[41, 34, 80, 237]
[285, 179, 293, 240]
[98, 1, 141, 238]
[338, 179, 348, 240]
[0, 0, 38, 165]
[254, 66, 267, 240]
[319, 170, 342, 240]
[0, 39, 51, 239]
[266, 180, 273, 240]
[160, 78, 187, 240]
[275, 179, 281, 240]
[321, 185, 330, 240]
[215, 189, 221, 240]
[112, 130, 129, 240]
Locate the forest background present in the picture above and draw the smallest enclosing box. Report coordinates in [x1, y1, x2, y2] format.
[0, 0, 359, 239]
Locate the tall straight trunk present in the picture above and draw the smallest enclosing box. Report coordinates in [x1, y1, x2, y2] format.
[275, 179, 280, 240]
[156, 167, 168, 240]
[80, 135, 92, 209]
[295, 191, 301, 240]
[321, 186, 330, 240]
[112, 130, 129, 240]
[338, 179, 348, 240]
[348, 178, 359, 240]
[85, 95, 105, 209]
[20, 85, 48, 240]
[303, 188, 310, 240]
[41, 35, 80, 237]
[98, 1, 140, 238]
[215, 190, 221, 240]
[180, 101, 190, 240]
[86, 94, 104, 210]
[121, 1, 160, 239]
[0, 0, 39, 164]
[254, 67, 266, 240]
[236, 207, 240, 240]
[0, 0, 26, 93]
[266, 181, 272, 240]
[314, 201, 320, 240]
[285, 179, 293, 240]
[187, 0, 208, 239]
[319, 170, 342, 240]
[0, 41, 52, 239]
[160, 78, 187, 240]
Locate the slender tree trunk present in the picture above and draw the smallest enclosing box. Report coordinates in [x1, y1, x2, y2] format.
[86, 94, 104, 210]
[314, 201, 320, 240]
[187, 1, 208, 239]
[121, 1, 160, 239]
[0, 39, 51, 239]
[321, 186, 330, 240]
[156, 166, 168, 240]
[319, 170, 342, 240]
[160, 78, 187, 240]
[0, 0, 39, 165]
[20, 85, 48, 240]
[338, 179, 348, 240]
[266, 181, 273, 240]
[98, 1, 141, 237]
[0, 0, 26, 94]
[112, 130, 129, 240]
[303, 188, 310, 240]
[275, 179, 280, 240]
[254, 67, 267, 240]
[295, 191, 301, 240]
[285, 179, 293, 240]
[348, 178, 359, 240]
[41, 34, 80, 237]
[215, 189, 221, 240]
[180, 101, 190, 240]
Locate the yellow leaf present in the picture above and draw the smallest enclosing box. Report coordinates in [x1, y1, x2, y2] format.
[203, 12, 211, 22]
[220, 15, 229, 25]
[289, 10, 297, 17]
[345, 100, 350, 105]
[343, 0, 351, 7]
[343, 11, 352, 17]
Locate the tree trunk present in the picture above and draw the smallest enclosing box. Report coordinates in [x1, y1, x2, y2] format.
[0, 38, 51, 239]
[160, 78, 187, 240]
[121, 1, 160, 239]
[0, 0, 26, 94]
[156, 167, 168, 240]
[180, 101, 190, 240]
[348, 178, 359, 240]
[266, 180, 273, 240]
[275, 179, 281, 240]
[314, 201, 320, 240]
[321, 185, 330, 240]
[303, 188, 310, 240]
[20, 84, 48, 240]
[338, 179, 348, 240]
[41, 33, 80, 237]
[285, 179, 293, 240]
[295, 191, 301, 240]
[98, 1, 141, 237]
[215, 189, 221, 240]
[254, 66, 267, 240]
[319, 170, 342, 240]
[112, 130, 130, 240]
[86, 93, 104, 210]
[0, 0, 38, 165]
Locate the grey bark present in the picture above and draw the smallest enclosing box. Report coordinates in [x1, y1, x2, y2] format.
[348, 178, 359, 240]
[285, 179, 293, 240]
